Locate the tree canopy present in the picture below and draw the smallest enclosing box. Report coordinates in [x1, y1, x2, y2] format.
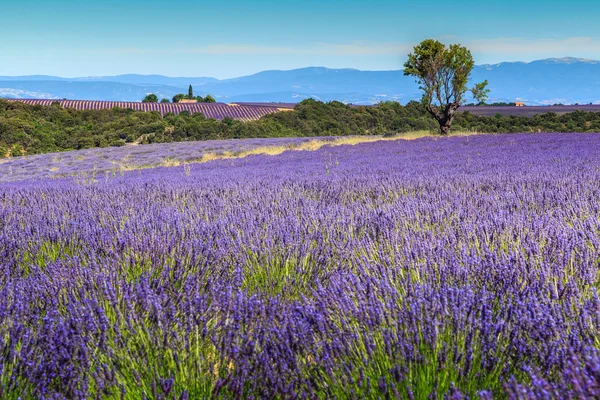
[404, 39, 489, 134]
[172, 94, 186, 103]
[171, 85, 217, 103]
[142, 93, 159, 103]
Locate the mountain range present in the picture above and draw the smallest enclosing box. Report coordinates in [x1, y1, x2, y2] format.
[1, 57, 599, 105]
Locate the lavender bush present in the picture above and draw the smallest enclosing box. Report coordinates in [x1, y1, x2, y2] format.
[1, 133, 600, 399]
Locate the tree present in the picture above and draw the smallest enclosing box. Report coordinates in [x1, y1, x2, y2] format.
[403, 39, 489, 135]
[142, 93, 159, 103]
[172, 94, 186, 103]
[188, 85, 194, 99]
[193, 95, 216, 103]
[160, 98, 171, 103]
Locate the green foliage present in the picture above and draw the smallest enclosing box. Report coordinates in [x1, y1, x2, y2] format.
[1, 98, 600, 158]
[142, 93, 159, 103]
[193, 95, 217, 103]
[173, 92, 217, 103]
[471, 81, 490, 104]
[404, 39, 488, 134]
[172, 94, 186, 103]
[160, 98, 171, 103]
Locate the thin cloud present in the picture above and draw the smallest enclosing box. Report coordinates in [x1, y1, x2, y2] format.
[179, 45, 301, 55]
[466, 37, 600, 60]
[89, 42, 412, 56]
[314, 42, 413, 56]
[86, 37, 600, 61]
[85, 48, 160, 55]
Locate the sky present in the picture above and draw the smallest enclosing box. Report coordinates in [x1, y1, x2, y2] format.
[2, 0, 600, 79]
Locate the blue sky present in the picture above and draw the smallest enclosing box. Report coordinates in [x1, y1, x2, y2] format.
[2, 0, 600, 78]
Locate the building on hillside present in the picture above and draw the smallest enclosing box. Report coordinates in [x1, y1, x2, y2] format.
[178, 99, 198, 103]
[515, 101, 525, 107]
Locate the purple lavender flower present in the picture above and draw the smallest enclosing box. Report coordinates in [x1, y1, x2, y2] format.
[0, 133, 599, 398]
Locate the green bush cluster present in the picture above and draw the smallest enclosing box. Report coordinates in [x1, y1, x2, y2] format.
[1, 98, 600, 157]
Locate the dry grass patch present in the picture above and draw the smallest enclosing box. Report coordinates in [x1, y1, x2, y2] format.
[112, 131, 485, 173]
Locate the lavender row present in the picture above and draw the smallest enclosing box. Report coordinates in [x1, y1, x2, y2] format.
[1, 133, 600, 398]
[6, 99, 279, 120]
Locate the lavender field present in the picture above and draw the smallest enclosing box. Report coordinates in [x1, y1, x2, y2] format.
[0, 137, 327, 183]
[7, 100, 279, 120]
[1, 133, 600, 399]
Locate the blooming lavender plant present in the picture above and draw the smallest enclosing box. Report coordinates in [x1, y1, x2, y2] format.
[0, 136, 325, 183]
[0, 132, 599, 398]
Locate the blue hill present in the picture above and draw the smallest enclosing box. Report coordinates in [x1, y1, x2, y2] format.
[1, 58, 599, 105]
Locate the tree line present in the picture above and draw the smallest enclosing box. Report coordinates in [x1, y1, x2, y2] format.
[142, 85, 216, 104]
[2, 98, 600, 157]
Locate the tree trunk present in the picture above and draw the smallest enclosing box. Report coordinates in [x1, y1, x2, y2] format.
[432, 103, 459, 135]
[439, 121, 452, 135]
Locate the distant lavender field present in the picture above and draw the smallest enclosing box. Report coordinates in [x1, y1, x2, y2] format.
[1, 133, 600, 398]
[0, 137, 333, 182]
[6, 99, 280, 120]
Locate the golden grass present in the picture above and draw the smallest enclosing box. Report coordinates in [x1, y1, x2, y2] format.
[110, 131, 484, 171]
[187, 130, 482, 165]
[24, 131, 483, 177]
